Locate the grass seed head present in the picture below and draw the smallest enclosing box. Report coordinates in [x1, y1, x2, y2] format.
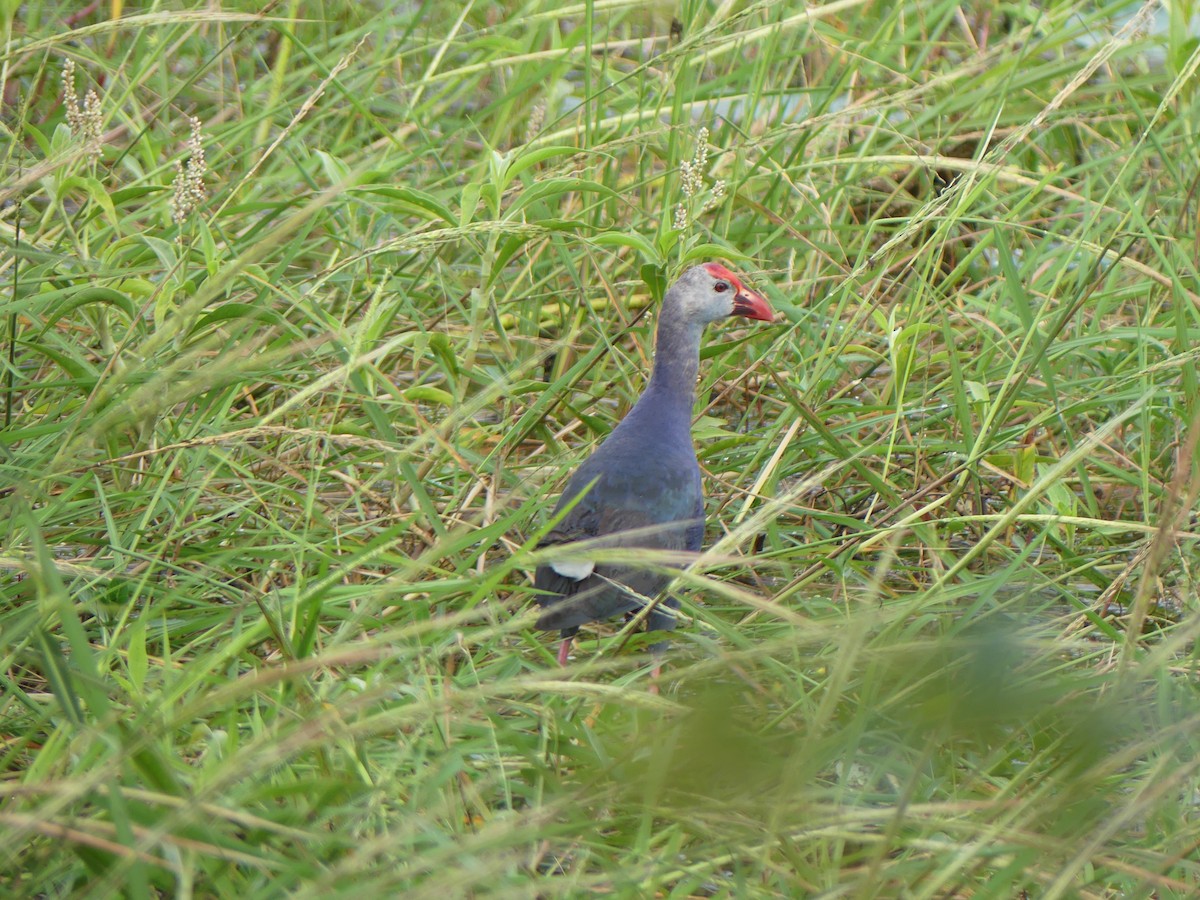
[61, 59, 103, 161]
[171, 116, 208, 229]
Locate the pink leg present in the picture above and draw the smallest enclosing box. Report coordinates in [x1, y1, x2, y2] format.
[556, 638, 572, 666]
[648, 661, 662, 696]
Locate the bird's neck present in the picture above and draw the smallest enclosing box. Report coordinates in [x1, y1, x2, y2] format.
[636, 313, 703, 429]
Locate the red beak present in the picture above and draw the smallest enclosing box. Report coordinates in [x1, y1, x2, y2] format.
[732, 286, 773, 322]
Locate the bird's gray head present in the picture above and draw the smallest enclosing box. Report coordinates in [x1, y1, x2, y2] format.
[668, 263, 773, 326]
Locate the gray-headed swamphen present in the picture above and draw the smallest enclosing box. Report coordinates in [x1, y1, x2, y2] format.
[534, 263, 773, 671]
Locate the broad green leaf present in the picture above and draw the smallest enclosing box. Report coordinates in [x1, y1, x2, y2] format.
[404, 385, 455, 406]
[506, 178, 622, 217]
[505, 145, 582, 181]
[680, 242, 749, 265]
[592, 230, 661, 263]
[314, 149, 354, 185]
[18, 339, 100, 384]
[40, 287, 138, 332]
[190, 302, 290, 334]
[353, 185, 456, 224]
[459, 181, 482, 227]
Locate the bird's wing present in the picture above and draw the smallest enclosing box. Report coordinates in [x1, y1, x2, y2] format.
[685, 469, 704, 552]
[534, 462, 700, 632]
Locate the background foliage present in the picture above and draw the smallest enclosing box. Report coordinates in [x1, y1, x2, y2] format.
[3, 0, 1200, 896]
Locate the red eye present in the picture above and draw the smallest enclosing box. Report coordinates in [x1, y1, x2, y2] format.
[714, 282, 730, 293]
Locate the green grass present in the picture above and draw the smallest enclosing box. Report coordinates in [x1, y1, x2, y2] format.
[3, 0, 1200, 895]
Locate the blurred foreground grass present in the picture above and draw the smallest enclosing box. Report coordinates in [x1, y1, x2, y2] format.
[3, 0, 1200, 896]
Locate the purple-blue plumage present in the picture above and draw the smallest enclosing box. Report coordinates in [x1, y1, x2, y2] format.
[533, 264, 772, 663]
